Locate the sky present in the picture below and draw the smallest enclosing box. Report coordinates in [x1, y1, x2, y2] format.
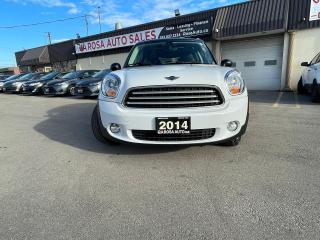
[0, 0, 246, 67]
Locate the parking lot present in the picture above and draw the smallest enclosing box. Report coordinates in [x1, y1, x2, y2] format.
[0, 92, 320, 239]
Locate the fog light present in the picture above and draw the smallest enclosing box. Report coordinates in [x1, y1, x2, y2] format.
[227, 121, 239, 132]
[110, 123, 120, 133]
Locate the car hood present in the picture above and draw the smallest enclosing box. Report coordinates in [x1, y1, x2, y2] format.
[104, 64, 236, 102]
[3, 79, 23, 86]
[76, 77, 102, 86]
[24, 79, 46, 85]
[46, 78, 77, 86]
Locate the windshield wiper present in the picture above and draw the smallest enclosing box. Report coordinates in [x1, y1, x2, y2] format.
[127, 63, 153, 67]
[175, 61, 202, 64]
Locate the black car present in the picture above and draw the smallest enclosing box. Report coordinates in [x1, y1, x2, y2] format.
[0, 73, 28, 92]
[74, 69, 111, 97]
[0, 74, 12, 80]
[3, 72, 47, 93]
[42, 70, 99, 96]
[21, 71, 68, 95]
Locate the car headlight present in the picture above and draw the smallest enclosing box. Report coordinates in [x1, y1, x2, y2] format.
[13, 82, 23, 87]
[30, 82, 43, 86]
[0, 82, 4, 87]
[101, 74, 121, 98]
[225, 70, 245, 96]
[56, 82, 68, 86]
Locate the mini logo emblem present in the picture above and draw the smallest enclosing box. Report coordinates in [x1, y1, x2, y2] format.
[165, 76, 180, 81]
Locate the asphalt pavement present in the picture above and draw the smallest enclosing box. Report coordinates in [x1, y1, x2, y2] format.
[0, 92, 320, 240]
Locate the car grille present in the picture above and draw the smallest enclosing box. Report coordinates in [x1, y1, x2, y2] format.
[132, 129, 216, 142]
[123, 86, 224, 108]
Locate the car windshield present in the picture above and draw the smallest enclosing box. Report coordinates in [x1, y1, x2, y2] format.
[19, 73, 36, 80]
[93, 69, 111, 78]
[40, 72, 60, 80]
[61, 71, 81, 79]
[4, 74, 21, 80]
[126, 41, 215, 67]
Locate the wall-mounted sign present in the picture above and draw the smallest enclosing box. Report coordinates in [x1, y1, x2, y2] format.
[75, 19, 212, 54]
[310, 0, 320, 21]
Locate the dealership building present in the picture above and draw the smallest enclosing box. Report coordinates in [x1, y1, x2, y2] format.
[15, 0, 320, 91]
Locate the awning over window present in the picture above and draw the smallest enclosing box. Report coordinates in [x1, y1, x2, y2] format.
[20, 46, 50, 66]
[213, 0, 286, 39]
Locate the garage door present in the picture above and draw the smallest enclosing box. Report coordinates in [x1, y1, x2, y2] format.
[221, 36, 284, 90]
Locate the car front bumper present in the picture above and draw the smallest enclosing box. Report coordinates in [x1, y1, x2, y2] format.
[75, 85, 100, 97]
[2, 85, 21, 93]
[43, 85, 68, 95]
[98, 95, 249, 145]
[22, 85, 43, 94]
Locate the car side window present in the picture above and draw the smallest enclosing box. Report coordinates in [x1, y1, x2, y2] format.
[316, 54, 320, 64]
[83, 72, 91, 78]
[310, 52, 320, 65]
[85, 71, 98, 77]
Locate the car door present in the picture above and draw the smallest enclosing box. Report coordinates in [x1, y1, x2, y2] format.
[305, 53, 320, 85]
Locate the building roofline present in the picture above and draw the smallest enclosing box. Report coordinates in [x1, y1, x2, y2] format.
[76, 1, 249, 42]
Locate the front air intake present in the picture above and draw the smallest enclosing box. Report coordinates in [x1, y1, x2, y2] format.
[123, 85, 224, 108]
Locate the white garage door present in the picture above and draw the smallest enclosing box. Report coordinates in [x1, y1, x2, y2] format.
[221, 36, 284, 90]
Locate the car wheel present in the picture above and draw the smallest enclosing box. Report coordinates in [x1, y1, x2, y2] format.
[37, 87, 44, 95]
[311, 82, 320, 103]
[69, 86, 76, 96]
[91, 105, 120, 145]
[297, 78, 307, 95]
[18, 86, 24, 94]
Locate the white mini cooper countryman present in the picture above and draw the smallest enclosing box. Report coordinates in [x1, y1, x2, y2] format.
[92, 38, 249, 146]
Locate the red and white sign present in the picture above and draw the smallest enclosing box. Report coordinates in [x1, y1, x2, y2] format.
[75, 28, 163, 54]
[310, 0, 320, 21]
[75, 19, 212, 54]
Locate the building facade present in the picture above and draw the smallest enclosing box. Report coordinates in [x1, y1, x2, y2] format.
[15, 40, 76, 72]
[15, 0, 320, 91]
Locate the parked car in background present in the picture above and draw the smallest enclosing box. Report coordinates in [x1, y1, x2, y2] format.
[92, 38, 249, 146]
[0, 74, 12, 80]
[0, 73, 28, 92]
[42, 70, 99, 96]
[298, 51, 320, 102]
[3, 72, 46, 93]
[21, 71, 68, 95]
[74, 69, 111, 98]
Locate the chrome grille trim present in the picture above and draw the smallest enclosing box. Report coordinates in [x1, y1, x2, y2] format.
[123, 85, 224, 108]
[126, 100, 221, 105]
[128, 95, 219, 100]
[131, 90, 215, 95]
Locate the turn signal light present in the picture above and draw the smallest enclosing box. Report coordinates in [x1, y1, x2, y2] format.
[106, 89, 117, 97]
[230, 86, 241, 95]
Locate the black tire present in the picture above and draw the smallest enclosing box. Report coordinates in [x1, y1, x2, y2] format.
[297, 78, 307, 95]
[311, 82, 320, 103]
[37, 87, 44, 95]
[68, 86, 76, 96]
[91, 105, 120, 145]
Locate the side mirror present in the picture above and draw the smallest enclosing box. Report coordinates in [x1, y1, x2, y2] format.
[221, 59, 233, 67]
[111, 63, 121, 71]
[301, 62, 310, 67]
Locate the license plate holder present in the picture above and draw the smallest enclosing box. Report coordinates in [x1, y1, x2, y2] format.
[156, 117, 191, 135]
